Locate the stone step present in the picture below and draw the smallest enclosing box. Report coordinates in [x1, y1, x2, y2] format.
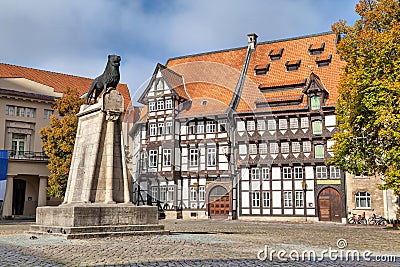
[27, 229, 170, 239]
[29, 224, 165, 234]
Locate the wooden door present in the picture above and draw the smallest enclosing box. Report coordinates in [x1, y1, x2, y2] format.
[318, 187, 343, 222]
[319, 199, 331, 221]
[209, 195, 230, 217]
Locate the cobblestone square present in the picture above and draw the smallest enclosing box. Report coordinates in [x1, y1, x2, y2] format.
[0, 220, 399, 266]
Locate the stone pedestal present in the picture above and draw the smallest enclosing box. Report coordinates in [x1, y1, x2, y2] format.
[30, 88, 167, 238]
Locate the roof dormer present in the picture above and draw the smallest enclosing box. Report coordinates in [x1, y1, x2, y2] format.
[285, 59, 301, 71]
[254, 63, 270, 76]
[308, 42, 325, 55]
[268, 48, 284, 60]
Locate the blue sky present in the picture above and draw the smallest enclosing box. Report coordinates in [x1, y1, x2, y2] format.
[0, 0, 359, 104]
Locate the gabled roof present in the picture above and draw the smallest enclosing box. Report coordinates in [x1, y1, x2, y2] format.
[0, 62, 132, 110]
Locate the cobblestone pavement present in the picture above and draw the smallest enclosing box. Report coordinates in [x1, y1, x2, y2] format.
[0, 220, 399, 266]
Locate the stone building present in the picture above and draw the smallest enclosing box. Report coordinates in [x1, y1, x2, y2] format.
[0, 63, 131, 218]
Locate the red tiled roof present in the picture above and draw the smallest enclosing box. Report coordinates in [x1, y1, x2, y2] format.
[0, 63, 131, 110]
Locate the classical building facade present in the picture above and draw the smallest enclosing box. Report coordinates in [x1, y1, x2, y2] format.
[132, 32, 366, 222]
[0, 63, 131, 218]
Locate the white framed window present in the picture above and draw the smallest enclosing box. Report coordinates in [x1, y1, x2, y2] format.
[257, 120, 266, 131]
[158, 123, 165, 135]
[163, 149, 171, 166]
[206, 121, 216, 133]
[289, 118, 298, 129]
[311, 96, 321, 110]
[167, 186, 174, 202]
[262, 168, 270, 180]
[160, 186, 166, 202]
[17, 106, 25, 117]
[355, 192, 371, 208]
[279, 119, 287, 130]
[316, 166, 327, 179]
[149, 150, 157, 168]
[267, 119, 276, 131]
[252, 191, 260, 207]
[190, 186, 197, 201]
[188, 122, 196, 134]
[207, 147, 216, 166]
[284, 191, 292, 207]
[189, 148, 198, 166]
[251, 168, 260, 180]
[330, 166, 341, 179]
[157, 101, 164, 110]
[292, 142, 301, 153]
[141, 152, 147, 171]
[249, 144, 257, 155]
[259, 143, 268, 154]
[295, 191, 304, 207]
[199, 186, 206, 201]
[270, 143, 278, 154]
[247, 120, 255, 131]
[5, 105, 15, 116]
[281, 142, 289, 154]
[263, 192, 270, 207]
[294, 167, 303, 179]
[303, 141, 311, 153]
[300, 117, 309, 128]
[314, 144, 325, 158]
[283, 167, 292, 179]
[312, 120, 323, 135]
[197, 123, 204, 134]
[26, 108, 36, 118]
[44, 109, 54, 119]
[149, 102, 156, 111]
[151, 186, 158, 201]
[219, 120, 227, 132]
[156, 79, 164, 91]
[165, 99, 173, 109]
[165, 121, 173, 135]
[149, 124, 157, 136]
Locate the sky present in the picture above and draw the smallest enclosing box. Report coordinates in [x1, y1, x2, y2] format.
[0, 0, 359, 105]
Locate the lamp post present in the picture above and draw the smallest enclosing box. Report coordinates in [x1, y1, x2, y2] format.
[301, 181, 307, 222]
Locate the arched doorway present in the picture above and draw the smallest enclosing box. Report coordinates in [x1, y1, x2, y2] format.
[208, 185, 230, 218]
[318, 187, 343, 222]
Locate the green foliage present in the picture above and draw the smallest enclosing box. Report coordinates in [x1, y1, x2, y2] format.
[40, 87, 84, 198]
[330, 0, 400, 194]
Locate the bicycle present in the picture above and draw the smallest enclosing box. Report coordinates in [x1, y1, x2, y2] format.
[368, 214, 387, 226]
[348, 213, 367, 224]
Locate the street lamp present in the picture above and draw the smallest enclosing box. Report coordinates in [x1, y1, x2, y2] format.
[301, 181, 308, 222]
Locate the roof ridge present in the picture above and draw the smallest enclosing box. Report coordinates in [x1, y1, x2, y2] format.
[167, 31, 334, 63]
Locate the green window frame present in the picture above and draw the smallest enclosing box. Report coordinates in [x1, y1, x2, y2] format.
[314, 144, 324, 159]
[312, 120, 323, 135]
[310, 96, 321, 110]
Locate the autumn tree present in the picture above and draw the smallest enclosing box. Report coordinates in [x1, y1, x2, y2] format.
[330, 0, 400, 194]
[40, 87, 84, 198]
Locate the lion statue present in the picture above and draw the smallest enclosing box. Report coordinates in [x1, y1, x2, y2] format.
[85, 54, 121, 104]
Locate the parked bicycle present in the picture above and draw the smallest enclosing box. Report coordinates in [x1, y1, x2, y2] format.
[348, 213, 367, 224]
[368, 214, 387, 226]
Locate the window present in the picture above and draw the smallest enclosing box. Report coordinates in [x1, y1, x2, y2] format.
[207, 147, 216, 166]
[151, 187, 158, 201]
[279, 119, 287, 130]
[149, 124, 157, 136]
[17, 106, 25, 117]
[26, 108, 36, 118]
[11, 133, 26, 155]
[281, 142, 289, 154]
[141, 152, 147, 171]
[199, 186, 206, 201]
[295, 191, 304, 207]
[259, 143, 267, 154]
[165, 99, 173, 109]
[294, 167, 303, 179]
[289, 118, 298, 129]
[219, 120, 227, 132]
[312, 120, 323, 135]
[262, 168, 270, 180]
[251, 168, 260, 180]
[355, 192, 371, 208]
[316, 166, 327, 179]
[165, 121, 173, 135]
[149, 102, 156, 111]
[310, 96, 321, 110]
[263, 192, 270, 207]
[160, 186, 166, 202]
[247, 120, 255, 131]
[314, 144, 324, 158]
[252, 192, 260, 207]
[5, 105, 15, 116]
[300, 117, 309, 129]
[330, 166, 341, 179]
[303, 141, 311, 153]
[44, 109, 54, 119]
[157, 101, 164, 110]
[188, 122, 196, 134]
[249, 144, 257, 155]
[270, 143, 278, 154]
[190, 187, 197, 201]
[189, 148, 198, 166]
[197, 123, 204, 134]
[283, 167, 292, 179]
[149, 150, 157, 168]
[267, 119, 276, 131]
[284, 191, 292, 207]
[156, 79, 164, 90]
[167, 186, 174, 202]
[257, 120, 266, 131]
[163, 149, 171, 166]
[158, 123, 165, 135]
[206, 121, 216, 133]
[292, 142, 301, 153]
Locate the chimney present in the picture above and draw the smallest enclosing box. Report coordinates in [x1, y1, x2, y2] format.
[247, 33, 258, 49]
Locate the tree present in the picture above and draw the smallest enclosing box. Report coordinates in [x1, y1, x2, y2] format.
[330, 0, 400, 194]
[40, 87, 84, 198]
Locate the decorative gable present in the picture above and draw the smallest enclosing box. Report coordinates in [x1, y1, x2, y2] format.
[303, 72, 329, 110]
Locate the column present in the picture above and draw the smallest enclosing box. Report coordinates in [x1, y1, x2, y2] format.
[3, 175, 14, 217]
[104, 111, 118, 204]
[38, 176, 47, 207]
